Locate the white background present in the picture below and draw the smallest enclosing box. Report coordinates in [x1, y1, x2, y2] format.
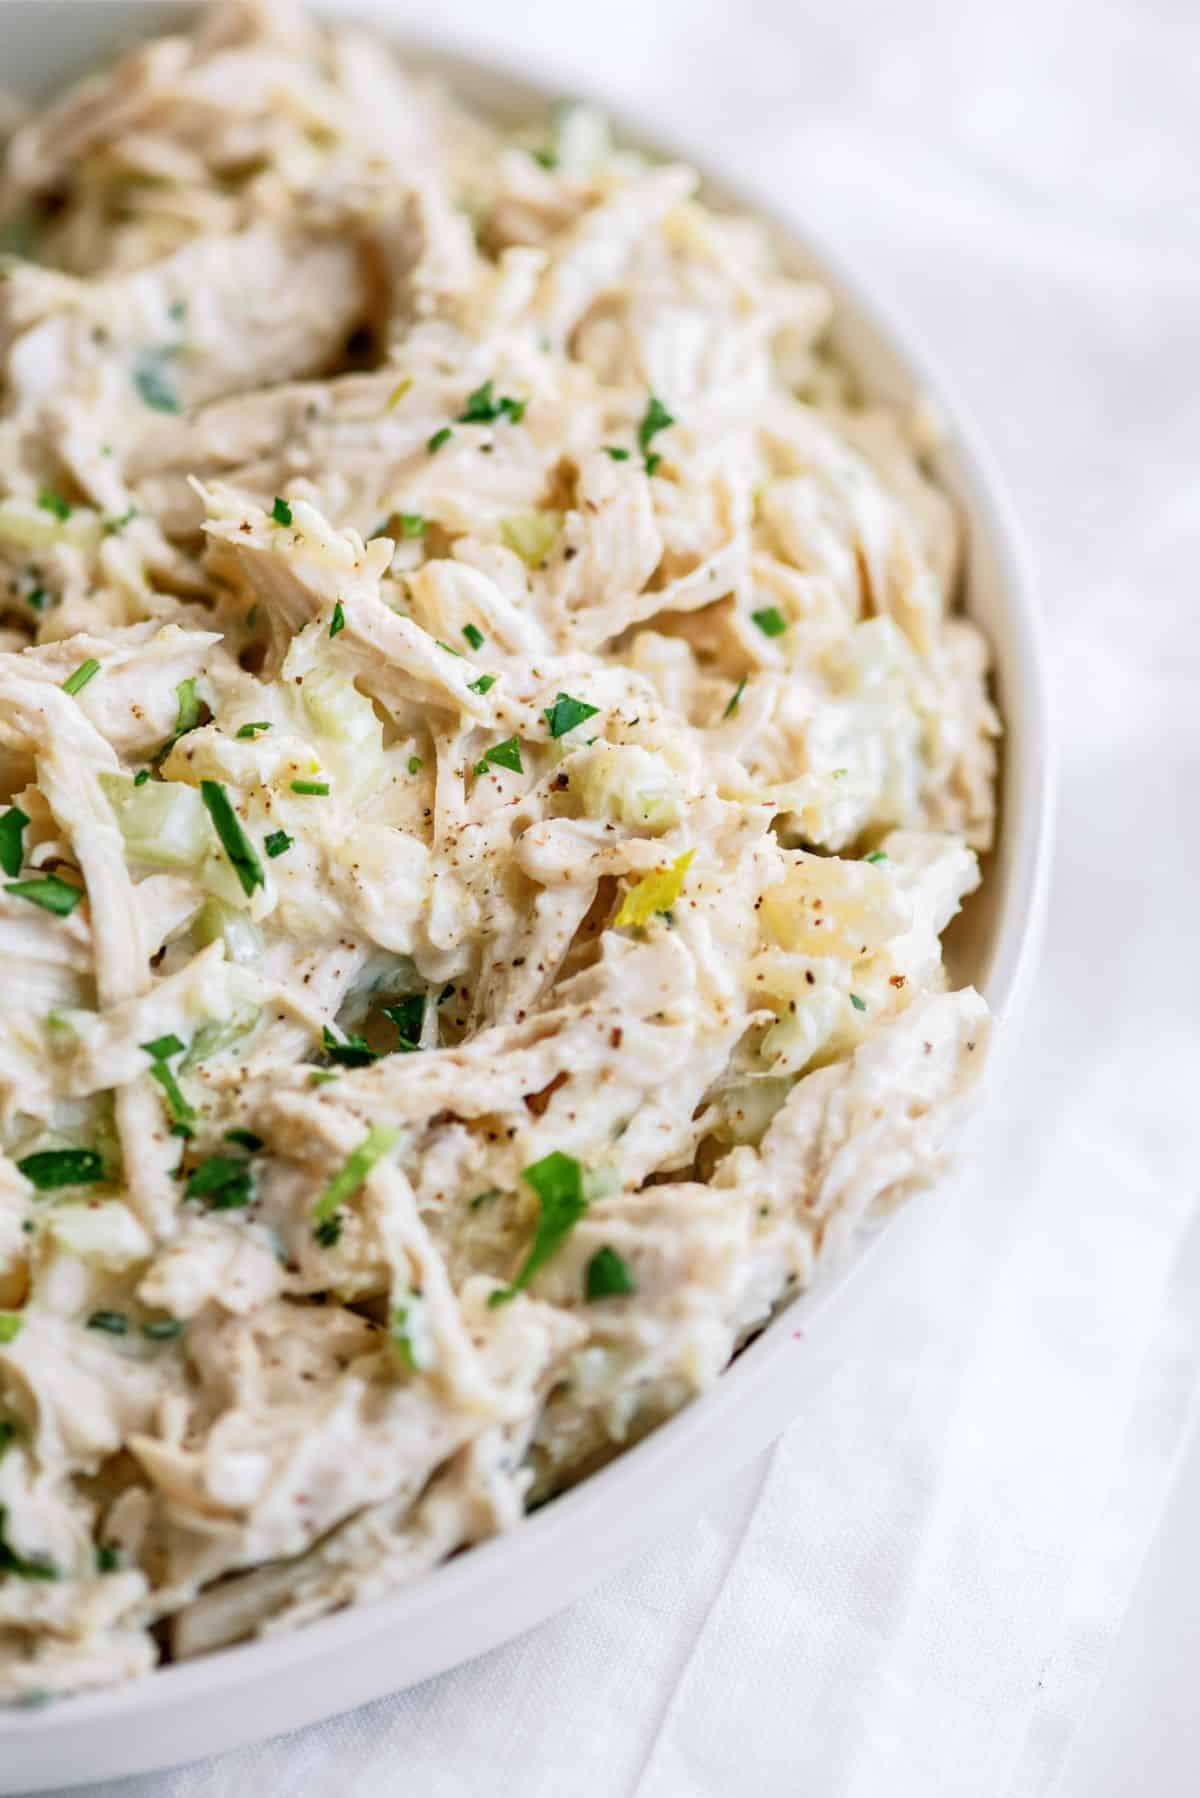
[31, 0, 1200, 1792]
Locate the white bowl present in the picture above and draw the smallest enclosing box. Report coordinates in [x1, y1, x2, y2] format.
[0, 6, 1053, 1787]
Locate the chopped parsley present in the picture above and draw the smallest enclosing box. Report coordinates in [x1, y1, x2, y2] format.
[864, 850, 889, 864]
[321, 1024, 377, 1068]
[62, 658, 99, 696]
[17, 1148, 103, 1190]
[86, 1311, 128, 1335]
[313, 1124, 400, 1226]
[543, 692, 599, 739]
[0, 1314, 22, 1345]
[329, 600, 345, 638]
[488, 1151, 588, 1306]
[199, 780, 264, 897]
[141, 1318, 183, 1342]
[722, 677, 747, 719]
[236, 721, 271, 739]
[407, 755, 424, 775]
[290, 779, 329, 796]
[264, 829, 292, 858]
[225, 1129, 263, 1152]
[314, 1215, 343, 1248]
[399, 512, 427, 538]
[381, 994, 424, 1052]
[270, 496, 293, 526]
[95, 1543, 123, 1572]
[475, 737, 523, 776]
[0, 806, 28, 878]
[456, 380, 526, 426]
[614, 850, 695, 930]
[37, 489, 71, 521]
[462, 622, 485, 651]
[604, 446, 631, 461]
[132, 349, 180, 414]
[751, 606, 787, 639]
[637, 394, 674, 469]
[0, 1507, 58, 1580]
[133, 768, 150, 786]
[5, 874, 83, 916]
[467, 674, 496, 695]
[185, 1154, 254, 1210]
[427, 426, 453, 454]
[849, 992, 867, 1012]
[585, 1245, 636, 1300]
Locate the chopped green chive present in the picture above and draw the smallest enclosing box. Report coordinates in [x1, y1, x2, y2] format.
[264, 829, 292, 858]
[146, 1057, 195, 1134]
[329, 600, 345, 638]
[399, 513, 427, 537]
[151, 676, 203, 768]
[407, 755, 424, 775]
[543, 692, 599, 739]
[427, 426, 453, 453]
[476, 737, 523, 775]
[530, 146, 558, 169]
[381, 994, 424, 1052]
[751, 606, 787, 638]
[5, 874, 83, 916]
[457, 380, 526, 425]
[225, 1129, 263, 1152]
[236, 721, 271, 739]
[468, 674, 496, 695]
[435, 640, 462, 657]
[86, 1310, 128, 1335]
[141, 1318, 183, 1341]
[462, 622, 484, 650]
[37, 489, 71, 521]
[604, 446, 631, 461]
[0, 1313, 22, 1344]
[585, 1245, 636, 1300]
[290, 779, 329, 796]
[849, 992, 867, 1012]
[62, 658, 100, 696]
[270, 496, 293, 526]
[313, 1124, 400, 1226]
[314, 1215, 342, 1248]
[864, 850, 888, 864]
[0, 806, 28, 878]
[199, 780, 264, 897]
[321, 1024, 377, 1068]
[644, 453, 662, 477]
[141, 1033, 184, 1061]
[95, 1543, 122, 1572]
[17, 1148, 103, 1190]
[133, 768, 150, 786]
[185, 1154, 254, 1210]
[723, 677, 747, 719]
[488, 1150, 587, 1306]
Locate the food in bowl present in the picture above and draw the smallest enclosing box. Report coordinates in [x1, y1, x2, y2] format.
[0, 0, 997, 1699]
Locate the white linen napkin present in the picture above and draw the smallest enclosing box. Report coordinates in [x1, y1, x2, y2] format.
[38, 0, 1200, 1791]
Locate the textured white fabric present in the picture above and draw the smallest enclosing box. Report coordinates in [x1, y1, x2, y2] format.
[42, 0, 1200, 1792]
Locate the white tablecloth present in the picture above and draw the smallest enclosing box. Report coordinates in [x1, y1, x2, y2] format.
[48, 0, 1200, 1792]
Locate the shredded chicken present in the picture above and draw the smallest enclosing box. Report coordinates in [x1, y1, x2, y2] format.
[0, 0, 998, 1700]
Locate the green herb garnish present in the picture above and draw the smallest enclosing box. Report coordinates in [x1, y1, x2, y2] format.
[604, 446, 631, 461]
[407, 755, 424, 775]
[321, 1024, 377, 1068]
[849, 992, 867, 1012]
[0, 806, 28, 878]
[86, 1311, 128, 1335]
[290, 779, 329, 796]
[476, 737, 522, 775]
[637, 395, 674, 468]
[141, 1318, 183, 1342]
[313, 1124, 400, 1226]
[462, 622, 484, 651]
[530, 147, 558, 169]
[264, 829, 292, 858]
[133, 768, 150, 786]
[329, 600, 345, 638]
[95, 1543, 122, 1572]
[199, 780, 264, 897]
[225, 1129, 263, 1152]
[62, 658, 100, 696]
[864, 850, 888, 864]
[399, 513, 427, 537]
[17, 1148, 103, 1190]
[270, 496, 293, 526]
[37, 489, 71, 521]
[185, 1154, 254, 1210]
[457, 380, 526, 425]
[488, 1151, 587, 1305]
[141, 1033, 184, 1061]
[585, 1245, 636, 1300]
[468, 674, 496, 695]
[722, 678, 746, 720]
[427, 426, 453, 454]
[381, 994, 424, 1052]
[0, 1314, 22, 1344]
[236, 721, 271, 739]
[543, 692, 599, 739]
[314, 1216, 342, 1248]
[5, 874, 83, 916]
[751, 606, 787, 638]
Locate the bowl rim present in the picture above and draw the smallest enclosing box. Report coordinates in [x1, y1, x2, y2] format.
[0, 4, 1053, 1781]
